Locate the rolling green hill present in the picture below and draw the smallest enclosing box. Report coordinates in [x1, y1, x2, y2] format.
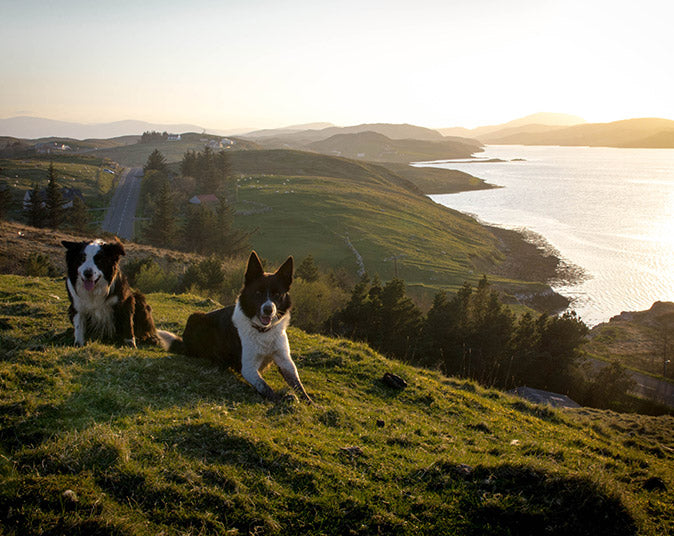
[480, 118, 674, 148]
[585, 301, 674, 379]
[223, 150, 552, 302]
[87, 133, 261, 167]
[0, 275, 672, 535]
[305, 131, 481, 162]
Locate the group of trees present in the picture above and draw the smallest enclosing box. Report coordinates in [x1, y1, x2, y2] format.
[181, 146, 232, 195]
[141, 149, 248, 256]
[326, 274, 597, 400]
[140, 131, 170, 143]
[22, 162, 88, 231]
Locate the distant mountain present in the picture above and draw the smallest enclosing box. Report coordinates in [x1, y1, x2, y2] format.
[305, 131, 481, 162]
[0, 116, 248, 140]
[439, 113, 586, 138]
[481, 118, 674, 148]
[242, 123, 444, 147]
[242, 122, 335, 138]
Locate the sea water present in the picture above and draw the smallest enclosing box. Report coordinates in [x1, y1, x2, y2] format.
[422, 145, 674, 326]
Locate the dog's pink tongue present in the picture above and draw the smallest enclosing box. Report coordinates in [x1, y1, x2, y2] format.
[260, 315, 271, 326]
[83, 280, 95, 291]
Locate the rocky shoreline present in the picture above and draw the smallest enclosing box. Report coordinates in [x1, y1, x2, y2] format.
[488, 225, 586, 313]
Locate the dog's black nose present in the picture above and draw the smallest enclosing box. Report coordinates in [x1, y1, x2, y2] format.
[83, 268, 93, 279]
[262, 304, 274, 315]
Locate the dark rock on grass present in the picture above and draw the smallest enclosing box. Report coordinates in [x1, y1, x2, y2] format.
[642, 476, 667, 492]
[381, 372, 407, 389]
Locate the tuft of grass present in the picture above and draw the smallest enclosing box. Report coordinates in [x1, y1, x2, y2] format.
[0, 275, 672, 535]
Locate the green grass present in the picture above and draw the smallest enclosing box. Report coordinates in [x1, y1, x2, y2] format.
[0, 155, 117, 213]
[585, 314, 674, 381]
[0, 275, 672, 535]
[232, 171, 545, 300]
[91, 133, 260, 168]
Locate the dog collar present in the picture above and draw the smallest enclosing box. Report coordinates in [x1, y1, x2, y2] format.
[251, 323, 272, 333]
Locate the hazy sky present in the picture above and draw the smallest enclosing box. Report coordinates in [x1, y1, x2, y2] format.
[2, 0, 672, 130]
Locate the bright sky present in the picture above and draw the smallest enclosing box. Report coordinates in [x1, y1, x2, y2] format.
[2, 0, 672, 130]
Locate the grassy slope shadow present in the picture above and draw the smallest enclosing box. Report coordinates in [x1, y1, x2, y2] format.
[412, 461, 637, 536]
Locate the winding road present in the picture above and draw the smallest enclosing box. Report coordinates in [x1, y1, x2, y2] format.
[101, 167, 143, 240]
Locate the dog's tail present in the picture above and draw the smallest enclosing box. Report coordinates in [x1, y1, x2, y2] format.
[157, 330, 186, 354]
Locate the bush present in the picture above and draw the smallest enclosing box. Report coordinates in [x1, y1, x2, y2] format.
[291, 278, 349, 333]
[134, 261, 180, 294]
[24, 253, 59, 277]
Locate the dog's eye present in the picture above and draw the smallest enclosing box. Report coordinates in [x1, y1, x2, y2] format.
[255, 290, 263, 296]
[79, 254, 86, 263]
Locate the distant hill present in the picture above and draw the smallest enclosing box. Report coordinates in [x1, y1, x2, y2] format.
[0, 116, 249, 140]
[305, 131, 481, 162]
[481, 118, 674, 148]
[586, 301, 674, 379]
[242, 122, 445, 147]
[78, 132, 261, 167]
[241, 122, 335, 138]
[439, 113, 586, 138]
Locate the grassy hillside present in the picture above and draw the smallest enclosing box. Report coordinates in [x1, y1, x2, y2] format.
[585, 302, 674, 379]
[227, 149, 492, 196]
[481, 118, 674, 148]
[89, 133, 261, 167]
[305, 131, 481, 163]
[0, 154, 119, 215]
[227, 152, 548, 300]
[0, 275, 672, 535]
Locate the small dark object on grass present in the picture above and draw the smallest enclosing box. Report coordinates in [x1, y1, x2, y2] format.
[340, 446, 364, 457]
[643, 476, 667, 492]
[376, 419, 385, 428]
[382, 372, 407, 389]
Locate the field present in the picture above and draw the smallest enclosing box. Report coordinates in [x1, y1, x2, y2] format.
[225, 151, 557, 304]
[0, 155, 118, 213]
[90, 134, 260, 168]
[585, 303, 674, 380]
[0, 275, 672, 535]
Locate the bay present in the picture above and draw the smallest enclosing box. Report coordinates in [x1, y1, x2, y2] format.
[420, 145, 674, 326]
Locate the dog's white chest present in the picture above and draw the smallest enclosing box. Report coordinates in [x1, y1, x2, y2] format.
[68, 278, 118, 338]
[231, 302, 290, 359]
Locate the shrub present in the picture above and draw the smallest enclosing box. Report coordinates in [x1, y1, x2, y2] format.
[134, 261, 180, 294]
[291, 278, 349, 333]
[24, 253, 59, 277]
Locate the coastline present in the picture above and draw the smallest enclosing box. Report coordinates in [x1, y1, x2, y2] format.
[488, 225, 584, 312]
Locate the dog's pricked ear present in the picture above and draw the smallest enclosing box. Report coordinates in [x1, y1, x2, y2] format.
[103, 239, 125, 260]
[245, 251, 265, 284]
[61, 240, 82, 250]
[275, 256, 294, 288]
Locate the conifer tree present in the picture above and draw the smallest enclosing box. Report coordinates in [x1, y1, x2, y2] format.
[68, 195, 89, 232]
[213, 195, 250, 255]
[26, 183, 45, 227]
[144, 149, 167, 174]
[144, 180, 177, 247]
[181, 150, 198, 177]
[183, 204, 215, 254]
[45, 162, 63, 229]
[0, 182, 11, 221]
[297, 255, 320, 282]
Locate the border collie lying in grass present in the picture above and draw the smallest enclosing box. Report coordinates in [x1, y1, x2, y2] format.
[62, 238, 160, 348]
[159, 251, 312, 403]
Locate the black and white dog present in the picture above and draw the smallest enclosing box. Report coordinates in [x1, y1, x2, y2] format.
[62, 238, 160, 347]
[159, 251, 312, 402]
